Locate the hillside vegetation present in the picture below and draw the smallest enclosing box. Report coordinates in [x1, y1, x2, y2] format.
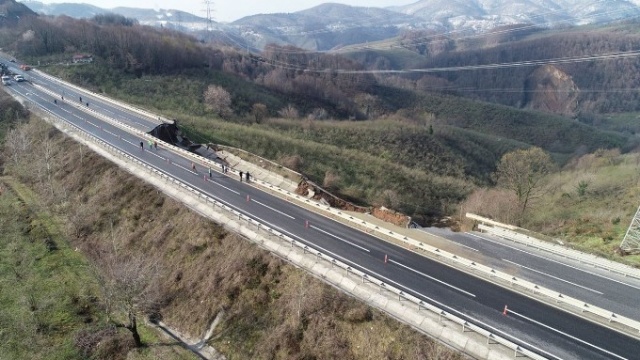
[346, 20, 640, 116]
[1, 7, 634, 224]
[463, 148, 640, 266]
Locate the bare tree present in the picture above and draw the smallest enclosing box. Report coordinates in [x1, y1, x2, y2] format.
[98, 255, 162, 347]
[251, 103, 268, 124]
[203, 85, 232, 118]
[278, 104, 299, 119]
[4, 126, 32, 166]
[493, 147, 554, 215]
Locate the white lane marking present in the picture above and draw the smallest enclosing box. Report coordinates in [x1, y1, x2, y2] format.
[309, 225, 370, 253]
[173, 162, 198, 175]
[251, 199, 296, 219]
[503, 259, 604, 295]
[207, 179, 241, 195]
[508, 309, 628, 360]
[458, 243, 479, 252]
[466, 232, 640, 291]
[144, 150, 165, 160]
[389, 259, 476, 298]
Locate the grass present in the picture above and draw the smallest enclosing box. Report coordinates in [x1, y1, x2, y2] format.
[513, 150, 640, 266]
[0, 176, 199, 360]
[0, 177, 96, 360]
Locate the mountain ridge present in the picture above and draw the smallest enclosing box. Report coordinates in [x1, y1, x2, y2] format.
[17, 0, 640, 50]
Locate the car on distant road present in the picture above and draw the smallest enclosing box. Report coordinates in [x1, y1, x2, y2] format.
[13, 74, 24, 82]
[1, 75, 10, 85]
[9, 59, 15, 63]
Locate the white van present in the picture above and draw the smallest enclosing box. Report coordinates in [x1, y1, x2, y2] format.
[13, 74, 24, 82]
[1, 75, 10, 85]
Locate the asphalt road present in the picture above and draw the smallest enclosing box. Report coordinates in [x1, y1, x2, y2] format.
[4, 65, 640, 360]
[423, 227, 640, 322]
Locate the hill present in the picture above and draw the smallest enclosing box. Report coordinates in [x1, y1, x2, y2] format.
[344, 20, 640, 116]
[0, 0, 36, 26]
[2, 12, 634, 222]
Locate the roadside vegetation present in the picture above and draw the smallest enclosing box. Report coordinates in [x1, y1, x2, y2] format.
[462, 148, 640, 267]
[0, 177, 196, 360]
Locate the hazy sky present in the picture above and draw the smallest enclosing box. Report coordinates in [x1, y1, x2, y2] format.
[35, 1, 416, 22]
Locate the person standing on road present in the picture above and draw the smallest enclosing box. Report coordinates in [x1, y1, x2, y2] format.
[208, 167, 212, 178]
[245, 172, 251, 183]
[79, 96, 82, 103]
[140, 141, 144, 150]
[239, 171, 243, 182]
[153, 141, 157, 149]
[192, 162, 196, 172]
[221, 163, 225, 173]
[148, 139, 153, 149]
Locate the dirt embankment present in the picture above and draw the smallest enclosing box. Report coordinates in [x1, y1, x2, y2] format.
[296, 178, 412, 227]
[2, 115, 462, 359]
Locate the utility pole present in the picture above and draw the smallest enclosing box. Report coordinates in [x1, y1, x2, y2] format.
[202, 0, 214, 33]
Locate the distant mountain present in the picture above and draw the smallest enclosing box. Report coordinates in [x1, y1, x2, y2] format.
[0, 0, 36, 26]
[223, 0, 640, 50]
[16, 0, 640, 50]
[21, 1, 103, 18]
[19, 1, 210, 31]
[228, 3, 433, 51]
[390, 0, 640, 32]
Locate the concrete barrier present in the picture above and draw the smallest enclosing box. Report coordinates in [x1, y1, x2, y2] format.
[468, 213, 640, 280]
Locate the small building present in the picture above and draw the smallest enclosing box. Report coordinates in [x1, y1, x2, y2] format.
[72, 54, 93, 64]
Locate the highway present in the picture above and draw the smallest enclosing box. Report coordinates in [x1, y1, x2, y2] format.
[424, 227, 640, 322]
[4, 64, 640, 360]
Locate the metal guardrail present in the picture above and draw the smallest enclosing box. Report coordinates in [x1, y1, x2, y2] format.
[469, 215, 640, 280]
[465, 221, 640, 336]
[480, 224, 640, 279]
[29, 101, 549, 360]
[32, 69, 166, 124]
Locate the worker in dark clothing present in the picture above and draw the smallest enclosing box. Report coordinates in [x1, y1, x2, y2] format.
[239, 171, 243, 182]
[221, 163, 225, 173]
[208, 167, 212, 178]
[53, 99, 57, 104]
[140, 141, 144, 150]
[79, 96, 82, 102]
[86, 102, 89, 107]
[245, 172, 250, 183]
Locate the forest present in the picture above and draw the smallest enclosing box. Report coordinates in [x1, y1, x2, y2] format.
[349, 20, 640, 116]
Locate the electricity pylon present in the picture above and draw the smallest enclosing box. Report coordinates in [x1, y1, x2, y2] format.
[620, 205, 640, 254]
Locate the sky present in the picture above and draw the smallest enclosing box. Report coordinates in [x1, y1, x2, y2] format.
[35, 0, 417, 22]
